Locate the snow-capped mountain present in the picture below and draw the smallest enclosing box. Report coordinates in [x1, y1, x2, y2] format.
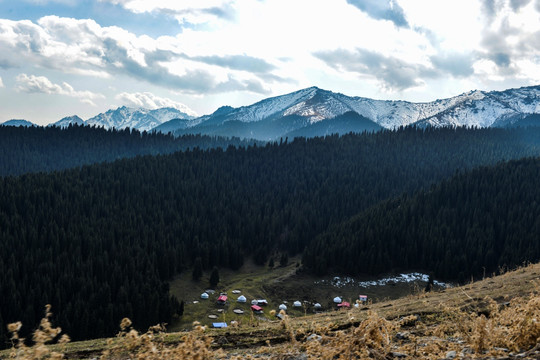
[9, 85, 540, 139]
[1, 119, 35, 127]
[51, 115, 84, 128]
[414, 86, 540, 128]
[164, 85, 540, 140]
[85, 106, 196, 132]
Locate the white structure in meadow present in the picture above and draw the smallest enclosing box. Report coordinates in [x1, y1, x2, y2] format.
[201, 292, 209, 299]
[279, 304, 287, 311]
[293, 301, 302, 307]
[237, 295, 247, 303]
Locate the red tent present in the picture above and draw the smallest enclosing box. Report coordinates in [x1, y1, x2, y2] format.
[217, 295, 227, 303]
[251, 305, 263, 312]
[337, 302, 350, 308]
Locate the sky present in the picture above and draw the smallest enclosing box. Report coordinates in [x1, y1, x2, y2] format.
[1, 0, 540, 125]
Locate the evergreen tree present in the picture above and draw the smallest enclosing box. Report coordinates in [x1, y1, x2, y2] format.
[209, 266, 220, 288]
[280, 253, 289, 267]
[179, 300, 184, 317]
[192, 258, 203, 281]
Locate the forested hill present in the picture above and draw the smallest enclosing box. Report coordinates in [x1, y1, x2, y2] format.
[303, 157, 540, 282]
[3, 127, 540, 345]
[0, 124, 258, 177]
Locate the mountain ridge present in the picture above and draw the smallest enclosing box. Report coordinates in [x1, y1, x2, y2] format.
[159, 84, 540, 140]
[10, 84, 540, 139]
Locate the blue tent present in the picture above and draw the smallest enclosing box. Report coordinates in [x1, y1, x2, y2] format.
[212, 322, 228, 328]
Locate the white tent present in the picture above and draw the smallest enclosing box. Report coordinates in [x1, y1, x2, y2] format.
[251, 299, 258, 305]
[293, 301, 302, 307]
[201, 292, 209, 299]
[279, 304, 287, 311]
[314, 303, 322, 309]
[333, 296, 342, 304]
[237, 295, 247, 303]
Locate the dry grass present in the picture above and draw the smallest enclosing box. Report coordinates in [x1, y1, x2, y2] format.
[3, 263, 540, 359]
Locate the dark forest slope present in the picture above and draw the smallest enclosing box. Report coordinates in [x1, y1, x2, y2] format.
[0, 124, 258, 177]
[303, 157, 540, 281]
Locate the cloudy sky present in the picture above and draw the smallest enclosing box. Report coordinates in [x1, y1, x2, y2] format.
[1, 0, 540, 125]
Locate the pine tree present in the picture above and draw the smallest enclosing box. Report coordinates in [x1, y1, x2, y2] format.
[280, 253, 289, 267]
[209, 266, 220, 288]
[192, 257, 203, 281]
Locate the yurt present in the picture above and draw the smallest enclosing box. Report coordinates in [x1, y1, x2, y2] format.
[314, 303, 322, 309]
[279, 304, 287, 311]
[293, 301, 302, 307]
[237, 295, 247, 303]
[333, 296, 342, 304]
[201, 292, 209, 299]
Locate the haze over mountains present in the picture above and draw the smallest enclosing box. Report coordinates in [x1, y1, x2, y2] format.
[3, 85, 540, 140]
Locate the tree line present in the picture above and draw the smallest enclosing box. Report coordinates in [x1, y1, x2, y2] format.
[0, 124, 260, 177]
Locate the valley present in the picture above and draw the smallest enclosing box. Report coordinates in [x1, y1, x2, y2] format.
[168, 257, 448, 332]
[1, 125, 540, 346]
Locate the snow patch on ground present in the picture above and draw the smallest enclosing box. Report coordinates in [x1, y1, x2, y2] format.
[315, 273, 449, 288]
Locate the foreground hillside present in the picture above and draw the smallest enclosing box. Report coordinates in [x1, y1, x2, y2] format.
[3, 262, 539, 359]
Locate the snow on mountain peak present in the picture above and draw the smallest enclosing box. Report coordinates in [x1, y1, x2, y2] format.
[33, 84, 540, 135]
[85, 106, 195, 131]
[189, 84, 540, 132]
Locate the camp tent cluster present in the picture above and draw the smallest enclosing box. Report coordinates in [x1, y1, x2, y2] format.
[199, 291, 368, 329]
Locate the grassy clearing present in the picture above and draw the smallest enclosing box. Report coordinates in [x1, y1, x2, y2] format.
[169, 257, 444, 331]
[168, 258, 303, 331]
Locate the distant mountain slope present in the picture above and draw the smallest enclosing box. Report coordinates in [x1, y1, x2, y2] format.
[1, 119, 35, 127]
[159, 85, 540, 140]
[152, 117, 203, 134]
[303, 156, 540, 281]
[51, 115, 84, 128]
[284, 111, 382, 138]
[491, 113, 540, 128]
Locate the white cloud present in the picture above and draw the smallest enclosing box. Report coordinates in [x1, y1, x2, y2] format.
[15, 73, 104, 106]
[2, 0, 540, 114]
[116, 92, 198, 116]
[0, 15, 274, 95]
[24, 0, 77, 4]
[100, 0, 235, 25]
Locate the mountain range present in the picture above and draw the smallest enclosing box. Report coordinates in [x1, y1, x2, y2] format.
[3, 85, 540, 140]
[168, 85, 540, 140]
